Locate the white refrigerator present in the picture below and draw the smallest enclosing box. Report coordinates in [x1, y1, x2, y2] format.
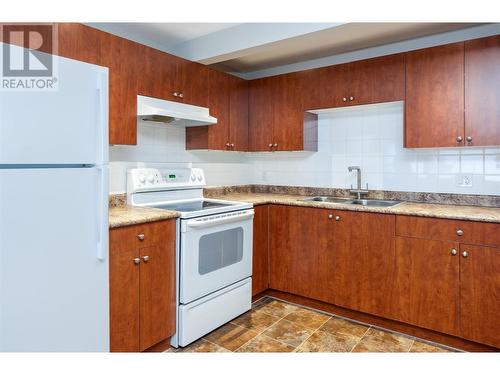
[0, 43, 109, 351]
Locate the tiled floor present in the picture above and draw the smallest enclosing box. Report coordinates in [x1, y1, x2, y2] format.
[167, 297, 460, 353]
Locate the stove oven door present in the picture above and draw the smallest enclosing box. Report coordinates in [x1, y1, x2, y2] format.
[180, 209, 254, 304]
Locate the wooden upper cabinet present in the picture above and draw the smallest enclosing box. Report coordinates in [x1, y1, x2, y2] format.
[393, 237, 460, 336]
[229, 75, 249, 151]
[252, 205, 270, 296]
[139, 46, 180, 102]
[465, 35, 500, 147]
[316, 63, 350, 109]
[405, 42, 465, 148]
[249, 77, 276, 151]
[101, 33, 143, 145]
[180, 60, 210, 107]
[57, 23, 101, 65]
[348, 53, 405, 105]
[460, 244, 500, 348]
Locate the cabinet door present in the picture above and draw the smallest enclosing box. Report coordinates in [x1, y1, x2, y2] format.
[348, 53, 405, 106]
[139, 221, 176, 351]
[229, 75, 249, 151]
[58, 23, 101, 65]
[109, 230, 140, 352]
[249, 77, 275, 151]
[139, 46, 181, 102]
[273, 73, 305, 151]
[460, 244, 500, 347]
[465, 35, 500, 147]
[405, 43, 465, 148]
[252, 205, 270, 296]
[393, 237, 459, 336]
[208, 69, 231, 150]
[332, 211, 397, 318]
[180, 60, 210, 107]
[101, 33, 142, 145]
[316, 63, 350, 108]
[269, 205, 332, 299]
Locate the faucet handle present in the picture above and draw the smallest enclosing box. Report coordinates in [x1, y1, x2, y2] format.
[350, 184, 353, 189]
[366, 183, 369, 189]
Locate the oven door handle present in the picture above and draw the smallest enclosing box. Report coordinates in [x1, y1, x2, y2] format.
[186, 210, 254, 229]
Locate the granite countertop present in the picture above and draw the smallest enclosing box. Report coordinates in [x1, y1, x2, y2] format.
[109, 205, 180, 229]
[209, 192, 500, 224]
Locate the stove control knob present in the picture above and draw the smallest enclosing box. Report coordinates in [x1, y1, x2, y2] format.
[148, 175, 155, 183]
[138, 175, 146, 183]
[197, 174, 203, 182]
[191, 174, 196, 182]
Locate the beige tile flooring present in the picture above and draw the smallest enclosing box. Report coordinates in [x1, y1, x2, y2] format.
[167, 296, 460, 353]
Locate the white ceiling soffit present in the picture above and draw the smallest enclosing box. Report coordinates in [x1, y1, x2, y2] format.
[208, 23, 482, 74]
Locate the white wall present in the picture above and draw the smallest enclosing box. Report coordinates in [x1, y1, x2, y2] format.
[249, 102, 500, 195]
[110, 103, 500, 196]
[109, 120, 252, 193]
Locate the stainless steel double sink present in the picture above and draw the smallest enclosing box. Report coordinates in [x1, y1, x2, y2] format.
[301, 196, 402, 207]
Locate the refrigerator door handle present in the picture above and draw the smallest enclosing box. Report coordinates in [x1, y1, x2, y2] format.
[96, 166, 107, 261]
[95, 71, 109, 165]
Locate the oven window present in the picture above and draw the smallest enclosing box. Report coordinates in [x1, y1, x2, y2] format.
[198, 227, 244, 275]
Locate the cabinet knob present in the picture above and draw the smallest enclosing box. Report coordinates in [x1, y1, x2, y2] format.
[226, 142, 231, 148]
[273, 143, 278, 148]
[133, 257, 141, 265]
[173, 92, 178, 97]
[137, 233, 145, 241]
[179, 93, 184, 98]
[230, 143, 235, 148]
[342, 97, 347, 102]
[349, 96, 354, 101]
[328, 214, 333, 219]
[466, 136, 473, 142]
[335, 216, 341, 221]
[268, 143, 273, 148]
[456, 136, 463, 142]
[451, 248, 457, 256]
[142, 255, 150, 263]
[456, 229, 464, 236]
[462, 251, 469, 258]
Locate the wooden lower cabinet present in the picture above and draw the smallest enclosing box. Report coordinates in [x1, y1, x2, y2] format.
[252, 205, 270, 295]
[392, 237, 460, 336]
[110, 220, 176, 352]
[460, 244, 500, 348]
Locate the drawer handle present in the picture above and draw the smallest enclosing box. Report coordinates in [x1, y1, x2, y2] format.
[137, 233, 145, 241]
[133, 257, 141, 265]
[456, 229, 464, 236]
[142, 255, 150, 263]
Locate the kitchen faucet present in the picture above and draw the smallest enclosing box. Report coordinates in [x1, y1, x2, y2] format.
[347, 166, 369, 199]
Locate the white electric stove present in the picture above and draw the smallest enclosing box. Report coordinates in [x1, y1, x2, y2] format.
[127, 167, 254, 347]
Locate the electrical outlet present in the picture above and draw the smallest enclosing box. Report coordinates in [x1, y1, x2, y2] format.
[456, 174, 473, 188]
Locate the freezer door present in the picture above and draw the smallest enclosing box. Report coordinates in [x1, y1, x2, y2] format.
[0, 43, 108, 165]
[0, 167, 109, 351]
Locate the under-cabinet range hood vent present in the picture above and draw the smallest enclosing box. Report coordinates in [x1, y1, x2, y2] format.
[137, 95, 217, 127]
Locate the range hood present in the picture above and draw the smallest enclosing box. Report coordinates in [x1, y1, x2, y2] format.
[137, 95, 217, 126]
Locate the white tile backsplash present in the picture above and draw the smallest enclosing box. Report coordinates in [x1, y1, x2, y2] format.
[110, 103, 500, 196]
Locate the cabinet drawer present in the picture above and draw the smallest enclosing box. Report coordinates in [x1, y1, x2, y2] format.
[396, 216, 500, 247]
[110, 220, 175, 254]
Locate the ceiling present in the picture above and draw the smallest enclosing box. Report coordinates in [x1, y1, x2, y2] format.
[89, 22, 493, 78]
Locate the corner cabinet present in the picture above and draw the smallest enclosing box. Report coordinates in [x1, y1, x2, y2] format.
[109, 220, 176, 352]
[249, 75, 318, 152]
[186, 72, 248, 151]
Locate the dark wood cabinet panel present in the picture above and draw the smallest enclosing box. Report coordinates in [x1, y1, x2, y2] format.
[405, 42, 465, 148]
[316, 63, 350, 109]
[465, 35, 500, 147]
[180, 60, 210, 107]
[249, 77, 276, 151]
[109, 220, 176, 352]
[139, 46, 180, 102]
[229, 75, 249, 151]
[460, 244, 500, 347]
[269, 205, 333, 298]
[252, 205, 270, 295]
[393, 237, 460, 335]
[100, 33, 142, 145]
[57, 23, 101, 65]
[348, 53, 405, 105]
[109, 227, 141, 352]
[332, 211, 397, 318]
